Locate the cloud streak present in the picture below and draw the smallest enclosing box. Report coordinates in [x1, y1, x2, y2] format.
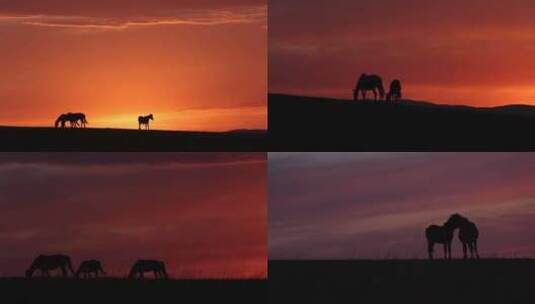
[0, 6, 266, 30]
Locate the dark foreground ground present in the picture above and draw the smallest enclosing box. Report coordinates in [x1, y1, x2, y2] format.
[0, 126, 266, 151]
[269, 259, 535, 304]
[269, 94, 535, 150]
[2, 278, 266, 304]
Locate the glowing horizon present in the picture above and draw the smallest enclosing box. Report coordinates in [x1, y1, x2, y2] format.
[269, 0, 535, 106]
[0, 153, 267, 279]
[0, 1, 266, 131]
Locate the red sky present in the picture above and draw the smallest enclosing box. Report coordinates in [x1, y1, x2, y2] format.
[269, 153, 535, 259]
[0, 153, 266, 278]
[0, 1, 266, 130]
[269, 0, 535, 106]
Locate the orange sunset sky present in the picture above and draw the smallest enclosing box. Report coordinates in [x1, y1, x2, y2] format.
[0, 0, 266, 130]
[269, 0, 535, 106]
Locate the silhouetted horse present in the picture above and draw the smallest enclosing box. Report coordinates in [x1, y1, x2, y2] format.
[386, 79, 402, 101]
[425, 220, 456, 260]
[353, 74, 385, 101]
[128, 260, 168, 279]
[445, 214, 480, 259]
[138, 114, 154, 130]
[54, 112, 88, 128]
[76, 260, 106, 278]
[26, 254, 75, 278]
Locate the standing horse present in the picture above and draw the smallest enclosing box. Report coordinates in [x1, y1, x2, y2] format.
[138, 114, 154, 130]
[425, 220, 457, 260]
[386, 79, 402, 101]
[353, 74, 385, 101]
[445, 214, 480, 259]
[26, 254, 75, 278]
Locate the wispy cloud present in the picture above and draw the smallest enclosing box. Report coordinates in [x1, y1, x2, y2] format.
[0, 6, 266, 30]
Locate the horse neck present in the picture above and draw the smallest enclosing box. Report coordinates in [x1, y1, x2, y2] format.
[443, 222, 458, 233]
[377, 83, 385, 96]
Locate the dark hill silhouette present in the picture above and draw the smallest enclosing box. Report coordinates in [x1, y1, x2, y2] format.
[269, 93, 535, 150]
[269, 259, 535, 304]
[0, 126, 266, 151]
[2, 278, 265, 304]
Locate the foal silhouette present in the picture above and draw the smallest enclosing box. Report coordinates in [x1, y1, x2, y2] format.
[353, 74, 385, 101]
[76, 260, 106, 278]
[26, 254, 75, 278]
[386, 79, 402, 101]
[128, 260, 168, 279]
[138, 114, 154, 130]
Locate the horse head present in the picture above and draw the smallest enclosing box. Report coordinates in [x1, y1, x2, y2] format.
[149, 114, 154, 120]
[445, 213, 468, 229]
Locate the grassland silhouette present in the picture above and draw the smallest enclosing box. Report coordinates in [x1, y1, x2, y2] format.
[269, 212, 532, 304]
[3, 253, 265, 303]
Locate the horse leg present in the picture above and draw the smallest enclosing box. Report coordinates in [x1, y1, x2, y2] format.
[469, 242, 475, 259]
[362, 90, 367, 100]
[446, 242, 451, 259]
[427, 241, 434, 260]
[372, 89, 377, 101]
[462, 242, 468, 259]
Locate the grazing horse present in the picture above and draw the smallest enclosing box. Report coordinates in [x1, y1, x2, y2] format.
[128, 260, 168, 279]
[138, 114, 154, 130]
[353, 74, 385, 101]
[76, 260, 106, 278]
[386, 79, 402, 101]
[26, 254, 75, 278]
[445, 214, 480, 259]
[425, 220, 456, 260]
[54, 112, 88, 128]
[70, 112, 88, 128]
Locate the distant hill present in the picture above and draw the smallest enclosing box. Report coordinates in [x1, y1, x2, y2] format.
[0, 126, 266, 151]
[269, 93, 535, 150]
[269, 259, 535, 304]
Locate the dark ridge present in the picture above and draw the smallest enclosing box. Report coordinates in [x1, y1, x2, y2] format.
[0, 126, 267, 151]
[269, 259, 535, 304]
[268, 93, 535, 151]
[2, 278, 265, 304]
